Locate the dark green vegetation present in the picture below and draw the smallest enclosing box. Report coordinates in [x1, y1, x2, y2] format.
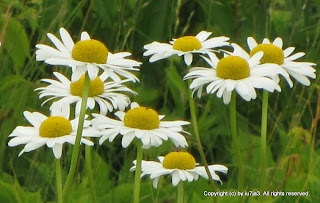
[0, 0, 319, 202]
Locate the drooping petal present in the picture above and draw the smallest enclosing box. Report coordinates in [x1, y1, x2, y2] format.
[52, 143, 63, 159]
[184, 53, 193, 65]
[121, 131, 136, 148]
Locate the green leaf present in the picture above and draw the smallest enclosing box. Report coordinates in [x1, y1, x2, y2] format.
[0, 16, 30, 74]
[0, 179, 42, 203]
[165, 63, 188, 116]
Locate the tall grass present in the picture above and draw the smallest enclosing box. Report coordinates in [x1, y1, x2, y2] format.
[1, 0, 319, 202]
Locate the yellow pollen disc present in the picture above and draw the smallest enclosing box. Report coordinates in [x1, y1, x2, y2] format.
[71, 39, 108, 64]
[123, 107, 160, 130]
[216, 56, 250, 80]
[250, 44, 284, 65]
[70, 75, 104, 97]
[162, 152, 196, 170]
[172, 36, 202, 52]
[39, 116, 72, 138]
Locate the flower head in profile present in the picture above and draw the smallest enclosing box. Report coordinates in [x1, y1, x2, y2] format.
[8, 103, 99, 159]
[130, 151, 228, 188]
[91, 102, 189, 149]
[143, 31, 229, 65]
[184, 43, 288, 104]
[36, 28, 141, 82]
[36, 72, 136, 116]
[247, 37, 316, 86]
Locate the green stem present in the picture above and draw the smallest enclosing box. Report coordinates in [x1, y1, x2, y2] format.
[85, 144, 97, 203]
[260, 91, 268, 194]
[133, 145, 143, 203]
[230, 92, 244, 192]
[187, 79, 217, 192]
[55, 158, 63, 203]
[177, 182, 184, 203]
[63, 73, 90, 201]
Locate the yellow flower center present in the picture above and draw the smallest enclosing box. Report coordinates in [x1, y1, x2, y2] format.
[250, 44, 284, 65]
[172, 36, 202, 52]
[216, 56, 250, 80]
[71, 39, 108, 64]
[70, 75, 104, 97]
[162, 152, 196, 170]
[123, 107, 160, 130]
[39, 116, 72, 138]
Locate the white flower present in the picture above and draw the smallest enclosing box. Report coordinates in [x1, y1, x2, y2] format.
[36, 27, 141, 82]
[247, 37, 316, 86]
[7, 103, 99, 159]
[91, 102, 189, 149]
[130, 152, 228, 188]
[184, 43, 288, 104]
[36, 71, 136, 116]
[143, 31, 229, 65]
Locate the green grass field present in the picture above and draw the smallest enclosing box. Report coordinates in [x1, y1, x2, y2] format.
[1, 0, 320, 202]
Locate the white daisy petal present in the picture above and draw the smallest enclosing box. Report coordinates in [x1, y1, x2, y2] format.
[247, 37, 258, 50]
[287, 70, 311, 86]
[36, 28, 140, 81]
[121, 131, 136, 148]
[8, 106, 99, 158]
[172, 170, 181, 186]
[143, 31, 229, 65]
[246, 37, 316, 87]
[195, 31, 212, 42]
[184, 53, 193, 65]
[80, 31, 91, 40]
[91, 102, 189, 148]
[20, 141, 46, 155]
[222, 90, 232, 104]
[285, 52, 305, 61]
[37, 71, 135, 116]
[273, 37, 283, 48]
[186, 37, 316, 103]
[23, 111, 47, 128]
[72, 66, 87, 81]
[283, 47, 295, 57]
[131, 152, 228, 187]
[153, 177, 160, 188]
[59, 28, 75, 52]
[47, 32, 70, 54]
[52, 143, 63, 159]
[262, 38, 271, 44]
[87, 63, 99, 80]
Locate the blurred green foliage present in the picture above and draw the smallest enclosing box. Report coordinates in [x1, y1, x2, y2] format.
[0, 0, 320, 202]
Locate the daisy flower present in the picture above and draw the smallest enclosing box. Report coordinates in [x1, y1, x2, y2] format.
[130, 151, 228, 188]
[36, 71, 136, 116]
[247, 37, 316, 86]
[35, 27, 141, 82]
[143, 31, 230, 65]
[7, 103, 99, 159]
[184, 43, 289, 104]
[91, 102, 189, 149]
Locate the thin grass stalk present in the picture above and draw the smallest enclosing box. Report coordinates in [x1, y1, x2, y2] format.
[260, 90, 268, 196]
[230, 92, 244, 192]
[55, 158, 63, 203]
[63, 73, 90, 201]
[186, 78, 218, 197]
[177, 182, 184, 203]
[133, 145, 143, 203]
[85, 143, 97, 203]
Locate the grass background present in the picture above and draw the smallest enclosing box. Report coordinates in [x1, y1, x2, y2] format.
[0, 0, 320, 202]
